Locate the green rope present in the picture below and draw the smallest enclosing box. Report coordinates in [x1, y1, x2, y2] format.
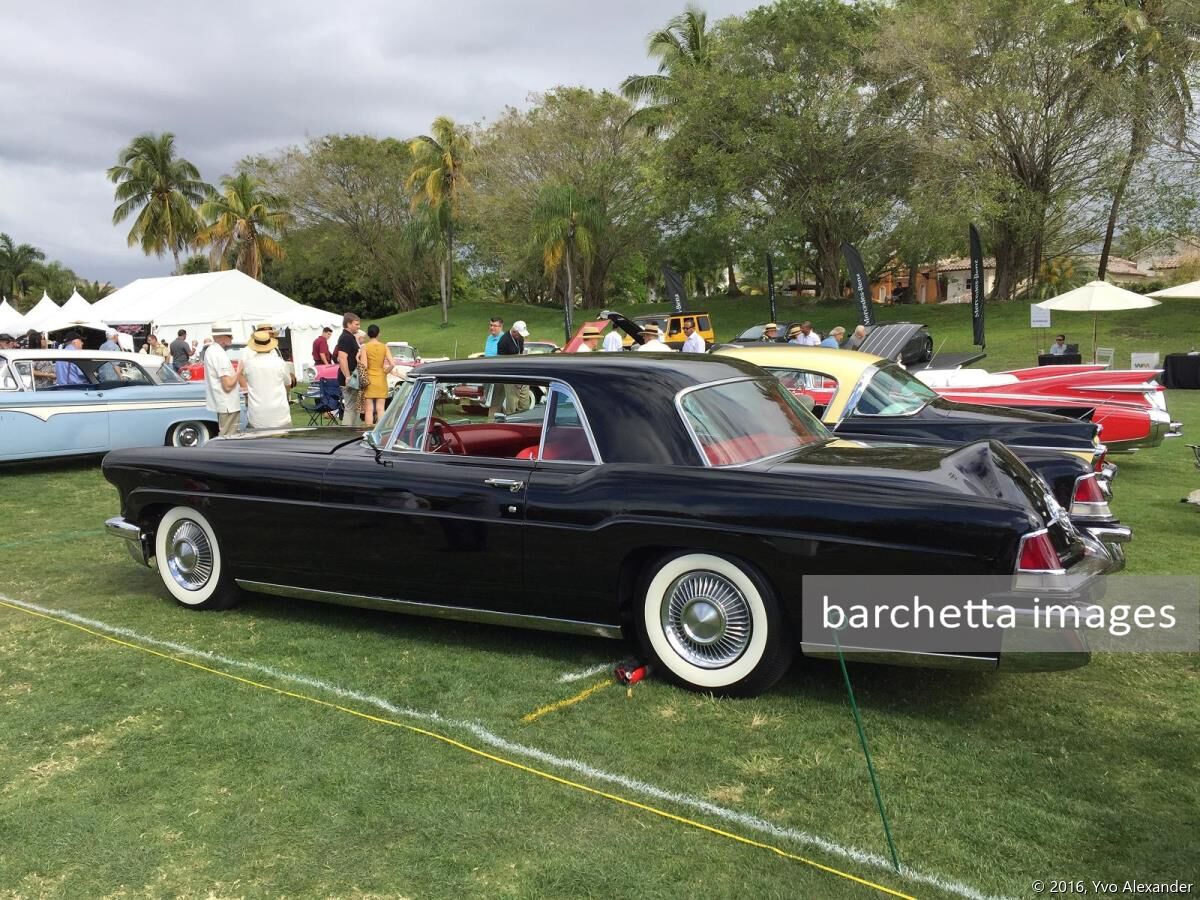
[833, 626, 901, 874]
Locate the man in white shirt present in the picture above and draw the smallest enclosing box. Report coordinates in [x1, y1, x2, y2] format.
[602, 325, 624, 352]
[636, 322, 673, 351]
[203, 322, 241, 436]
[788, 321, 821, 346]
[681, 317, 706, 353]
[238, 327, 296, 430]
[574, 324, 602, 352]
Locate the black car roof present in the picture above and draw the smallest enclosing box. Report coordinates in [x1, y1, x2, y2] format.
[417, 352, 762, 389]
[414, 354, 772, 465]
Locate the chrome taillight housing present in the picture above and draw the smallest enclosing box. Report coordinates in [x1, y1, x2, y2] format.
[1070, 473, 1112, 519]
[1017, 529, 1065, 574]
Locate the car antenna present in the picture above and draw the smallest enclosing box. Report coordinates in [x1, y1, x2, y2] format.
[926, 337, 949, 368]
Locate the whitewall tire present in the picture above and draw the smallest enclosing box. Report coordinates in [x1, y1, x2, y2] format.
[638, 552, 792, 696]
[169, 421, 210, 448]
[154, 506, 239, 610]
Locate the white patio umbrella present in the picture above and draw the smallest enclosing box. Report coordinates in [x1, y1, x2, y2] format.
[1147, 280, 1200, 299]
[1035, 281, 1160, 362]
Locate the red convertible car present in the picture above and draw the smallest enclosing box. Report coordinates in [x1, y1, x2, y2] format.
[917, 365, 1180, 451]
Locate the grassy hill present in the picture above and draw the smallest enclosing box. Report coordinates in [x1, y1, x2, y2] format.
[364, 293, 1200, 372]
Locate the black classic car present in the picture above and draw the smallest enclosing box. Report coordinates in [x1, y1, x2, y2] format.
[103, 355, 1118, 696]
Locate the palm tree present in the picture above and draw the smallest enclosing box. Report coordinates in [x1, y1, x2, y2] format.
[107, 132, 210, 272]
[77, 280, 116, 302]
[1092, 1, 1199, 279]
[25, 261, 78, 302]
[531, 185, 601, 342]
[408, 117, 472, 325]
[620, 3, 713, 135]
[0, 234, 46, 305]
[195, 172, 289, 280]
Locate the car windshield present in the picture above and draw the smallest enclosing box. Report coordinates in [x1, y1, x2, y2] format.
[679, 377, 830, 466]
[851, 361, 938, 417]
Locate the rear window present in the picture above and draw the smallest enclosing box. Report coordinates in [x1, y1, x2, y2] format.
[679, 378, 829, 466]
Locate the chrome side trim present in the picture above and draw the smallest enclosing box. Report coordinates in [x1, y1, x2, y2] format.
[801, 645, 997, 671]
[1083, 524, 1132, 545]
[235, 580, 624, 640]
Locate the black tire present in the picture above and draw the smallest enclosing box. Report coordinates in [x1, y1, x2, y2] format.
[169, 421, 210, 448]
[636, 552, 793, 697]
[153, 506, 241, 610]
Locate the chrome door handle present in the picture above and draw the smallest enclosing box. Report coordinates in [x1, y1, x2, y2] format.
[483, 478, 525, 493]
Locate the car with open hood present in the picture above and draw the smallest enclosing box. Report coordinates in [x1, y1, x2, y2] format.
[102, 354, 1119, 696]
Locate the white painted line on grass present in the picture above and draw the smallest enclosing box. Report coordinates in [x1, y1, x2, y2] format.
[0, 594, 1009, 900]
[556, 661, 616, 683]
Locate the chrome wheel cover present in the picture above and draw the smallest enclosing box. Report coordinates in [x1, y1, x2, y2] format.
[174, 424, 205, 447]
[660, 570, 752, 669]
[164, 520, 214, 591]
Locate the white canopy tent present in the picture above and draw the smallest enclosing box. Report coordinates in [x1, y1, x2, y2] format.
[1147, 281, 1200, 299]
[92, 270, 342, 374]
[0, 298, 25, 335]
[22, 292, 62, 332]
[38, 289, 113, 338]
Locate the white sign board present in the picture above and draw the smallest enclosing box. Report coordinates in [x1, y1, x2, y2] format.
[1030, 305, 1052, 328]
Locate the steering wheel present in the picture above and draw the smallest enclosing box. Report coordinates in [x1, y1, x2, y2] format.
[426, 416, 465, 454]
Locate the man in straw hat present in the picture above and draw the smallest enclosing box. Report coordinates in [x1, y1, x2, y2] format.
[635, 322, 672, 352]
[761, 323, 779, 343]
[204, 322, 242, 436]
[238, 326, 296, 430]
[574, 323, 603, 352]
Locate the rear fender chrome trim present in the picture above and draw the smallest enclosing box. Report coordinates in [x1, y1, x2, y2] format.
[235, 580, 623, 640]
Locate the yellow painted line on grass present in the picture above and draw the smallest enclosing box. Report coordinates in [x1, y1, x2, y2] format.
[522, 679, 613, 723]
[0, 598, 916, 900]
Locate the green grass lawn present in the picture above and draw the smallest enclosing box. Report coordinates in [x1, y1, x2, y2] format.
[362, 293, 1200, 372]
[2, 302, 1198, 899]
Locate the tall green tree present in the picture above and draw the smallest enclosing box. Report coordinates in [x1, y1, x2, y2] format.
[1090, 0, 1200, 279]
[77, 280, 115, 302]
[107, 132, 210, 272]
[196, 172, 290, 279]
[530, 185, 601, 341]
[408, 117, 472, 325]
[0, 234, 46, 304]
[25, 261, 78, 302]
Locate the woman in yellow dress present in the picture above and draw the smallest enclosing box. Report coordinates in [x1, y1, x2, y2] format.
[358, 324, 394, 426]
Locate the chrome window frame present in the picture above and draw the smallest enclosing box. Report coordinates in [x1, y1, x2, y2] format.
[0, 357, 17, 392]
[674, 375, 828, 469]
[837, 361, 933, 423]
[378, 375, 603, 465]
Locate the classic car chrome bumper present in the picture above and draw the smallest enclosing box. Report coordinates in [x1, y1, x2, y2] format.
[104, 516, 152, 567]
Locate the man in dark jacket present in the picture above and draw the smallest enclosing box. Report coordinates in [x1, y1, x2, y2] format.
[495, 320, 530, 414]
[497, 319, 528, 356]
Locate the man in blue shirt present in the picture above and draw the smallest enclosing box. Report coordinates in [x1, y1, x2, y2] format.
[1050, 334, 1068, 356]
[99, 329, 122, 352]
[54, 332, 88, 386]
[820, 326, 846, 348]
[484, 317, 503, 356]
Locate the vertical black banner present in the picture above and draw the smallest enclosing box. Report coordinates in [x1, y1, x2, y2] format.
[766, 254, 777, 324]
[969, 224, 985, 348]
[662, 264, 687, 313]
[841, 242, 875, 327]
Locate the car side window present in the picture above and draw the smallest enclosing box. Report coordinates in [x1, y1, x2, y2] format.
[666, 319, 682, 336]
[0, 360, 17, 391]
[765, 368, 838, 415]
[98, 360, 152, 387]
[393, 378, 552, 459]
[697, 315, 711, 332]
[539, 387, 596, 463]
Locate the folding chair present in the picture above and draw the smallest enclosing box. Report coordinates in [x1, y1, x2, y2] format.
[1094, 346, 1115, 369]
[317, 377, 344, 423]
[296, 387, 327, 426]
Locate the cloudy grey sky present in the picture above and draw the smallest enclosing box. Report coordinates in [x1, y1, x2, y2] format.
[0, 0, 759, 289]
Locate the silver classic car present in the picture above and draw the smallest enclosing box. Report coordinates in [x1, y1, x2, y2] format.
[0, 350, 218, 462]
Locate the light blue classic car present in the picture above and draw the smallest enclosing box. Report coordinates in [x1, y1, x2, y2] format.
[0, 350, 218, 462]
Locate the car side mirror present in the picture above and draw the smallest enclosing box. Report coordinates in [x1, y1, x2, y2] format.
[362, 430, 392, 466]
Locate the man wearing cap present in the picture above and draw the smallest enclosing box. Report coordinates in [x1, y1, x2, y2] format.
[761, 323, 779, 343]
[820, 326, 846, 348]
[312, 326, 333, 365]
[497, 320, 531, 412]
[0, 333, 16, 350]
[99, 329, 122, 352]
[681, 317, 705, 353]
[574, 324, 602, 352]
[636, 322, 672, 351]
[789, 322, 821, 346]
[498, 320, 528, 356]
[238, 327, 296, 430]
[202, 323, 241, 436]
[335, 312, 362, 426]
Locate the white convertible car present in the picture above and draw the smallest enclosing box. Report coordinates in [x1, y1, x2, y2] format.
[0, 350, 218, 462]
